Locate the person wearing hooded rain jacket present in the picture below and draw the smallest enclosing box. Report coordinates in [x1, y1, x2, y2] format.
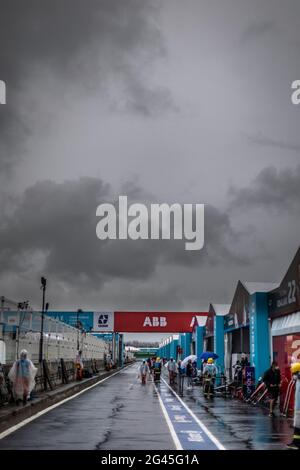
[8, 349, 37, 405]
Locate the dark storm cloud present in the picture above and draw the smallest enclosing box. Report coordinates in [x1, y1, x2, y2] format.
[0, 178, 160, 285]
[0, 0, 173, 172]
[0, 177, 245, 290]
[240, 20, 276, 45]
[229, 165, 300, 212]
[246, 132, 300, 153]
[163, 205, 248, 267]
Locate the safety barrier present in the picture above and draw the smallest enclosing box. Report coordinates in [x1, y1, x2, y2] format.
[0, 309, 109, 363]
[0, 357, 106, 406]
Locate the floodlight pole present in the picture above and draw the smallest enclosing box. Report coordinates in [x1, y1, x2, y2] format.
[39, 277, 47, 364]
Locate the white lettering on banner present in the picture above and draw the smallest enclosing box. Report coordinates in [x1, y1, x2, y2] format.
[143, 316, 167, 327]
[170, 405, 182, 411]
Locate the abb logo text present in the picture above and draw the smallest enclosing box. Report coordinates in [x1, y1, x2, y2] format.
[143, 316, 167, 327]
[114, 311, 207, 332]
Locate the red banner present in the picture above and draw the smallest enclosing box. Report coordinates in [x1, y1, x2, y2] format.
[114, 311, 208, 333]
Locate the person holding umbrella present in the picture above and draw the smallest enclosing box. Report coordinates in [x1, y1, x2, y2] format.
[180, 355, 198, 389]
[200, 351, 219, 362]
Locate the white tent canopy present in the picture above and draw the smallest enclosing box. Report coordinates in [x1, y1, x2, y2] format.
[271, 311, 300, 337]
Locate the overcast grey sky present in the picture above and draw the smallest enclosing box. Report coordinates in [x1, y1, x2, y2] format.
[0, 1, 300, 341]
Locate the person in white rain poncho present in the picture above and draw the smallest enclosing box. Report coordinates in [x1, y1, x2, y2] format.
[139, 360, 150, 385]
[167, 358, 177, 385]
[8, 349, 37, 405]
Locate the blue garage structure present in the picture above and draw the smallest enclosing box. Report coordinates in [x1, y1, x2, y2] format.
[224, 281, 277, 380]
[208, 304, 230, 373]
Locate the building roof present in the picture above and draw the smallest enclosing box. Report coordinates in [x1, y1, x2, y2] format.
[210, 304, 231, 316]
[241, 281, 279, 294]
[196, 315, 207, 326]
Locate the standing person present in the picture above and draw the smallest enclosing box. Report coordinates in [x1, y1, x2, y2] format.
[177, 360, 184, 376]
[200, 359, 207, 386]
[186, 359, 193, 389]
[139, 360, 150, 385]
[177, 360, 184, 395]
[75, 350, 84, 380]
[233, 360, 243, 386]
[0, 363, 9, 405]
[203, 358, 218, 398]
[192, 361, 198, 380]
[167, 358, 176, 385]
[241, 355, 249, 369]
[287, 362, 300, 450]
[153, 357, 162, 382]
[263, 361, 281, 417]
[8, 350, 37, 406]
[150, 357, 156, 374]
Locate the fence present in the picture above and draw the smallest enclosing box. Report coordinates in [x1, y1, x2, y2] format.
[0, 308, 109, 364]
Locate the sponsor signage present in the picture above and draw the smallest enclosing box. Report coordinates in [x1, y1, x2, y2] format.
[91, 333, 113, 341]
[268, 279, 300, 316]
[268, 276, 300, 317]
[243, 366, 255, 398]
[46, 311, 94, 330]
[6, 313, 18, 326]
[250, 302, 256, 366]
[268, 250, 300, 317]
[224, 307, 249, 331]
[114, 312, 207, 333]
[93, 311, 114, 332]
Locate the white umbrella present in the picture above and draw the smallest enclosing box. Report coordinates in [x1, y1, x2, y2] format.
[181, 355, 197, 367]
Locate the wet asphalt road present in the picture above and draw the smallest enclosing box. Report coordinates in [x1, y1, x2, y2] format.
[0, 363, 293, 450]
[0, 363, 175, 450]
[164, 374, 292, 451]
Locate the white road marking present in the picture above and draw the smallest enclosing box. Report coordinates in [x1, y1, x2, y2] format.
[174, 414, 193, 423]
[0, 365, 132, 440]
[153, 382, 183, 450]
[170, 405, 182, 411]
[161, 377, 225, 450]
[180, 430, 204, 442]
